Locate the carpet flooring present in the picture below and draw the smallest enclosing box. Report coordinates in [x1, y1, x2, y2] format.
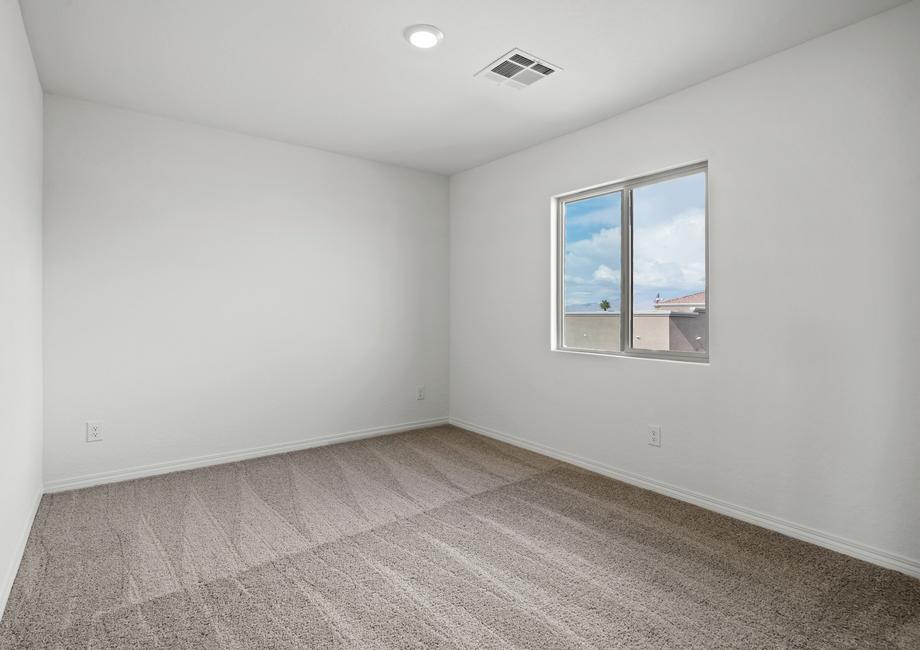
[1, 425, 918, 648]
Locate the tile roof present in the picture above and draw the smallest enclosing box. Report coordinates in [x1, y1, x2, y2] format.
[657, 291, 706, 305]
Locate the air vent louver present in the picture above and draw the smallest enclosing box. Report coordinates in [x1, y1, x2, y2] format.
[491, 60, 524, 78]
[509, 53, 535, 66]
[475, 48, 560, 90]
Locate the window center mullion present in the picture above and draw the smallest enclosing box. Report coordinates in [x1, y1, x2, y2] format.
[621, 188, 632, 353]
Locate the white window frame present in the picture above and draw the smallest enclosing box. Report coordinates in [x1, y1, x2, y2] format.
[551, 161, 709, 363]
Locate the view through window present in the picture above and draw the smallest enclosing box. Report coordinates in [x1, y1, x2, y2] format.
[558, 163, 707, 361]
[563, 191, 622, 351]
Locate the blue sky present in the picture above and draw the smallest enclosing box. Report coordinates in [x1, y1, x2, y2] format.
[564, 172, 705, 313]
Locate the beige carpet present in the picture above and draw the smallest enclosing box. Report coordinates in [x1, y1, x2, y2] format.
[1, 425, 918, 648]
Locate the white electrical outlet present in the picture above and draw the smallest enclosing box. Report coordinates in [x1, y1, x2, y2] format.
[86, 421, 104, 442]
[416, 385, 425, 400]
[648, 425, 661, 447]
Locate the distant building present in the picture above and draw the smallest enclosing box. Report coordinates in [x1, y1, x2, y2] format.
[563, 290, 707, 353]
[654, 291, 706, 313]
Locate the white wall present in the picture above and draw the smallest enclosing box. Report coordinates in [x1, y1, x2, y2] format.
[43, 96, 449, 486]
[0, 0, 43, 616]
[450, 1, 920, 569]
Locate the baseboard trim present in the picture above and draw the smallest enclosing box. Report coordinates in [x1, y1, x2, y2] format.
[1, 487, 43, 619]
[44, 417, 449, 493]
[450, 416, 920, 579]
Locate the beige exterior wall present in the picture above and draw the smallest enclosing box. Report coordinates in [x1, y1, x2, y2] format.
[562, 313, 620, 350]
[632, 314, 671, 351]
[669, 312, 707, 352]
[563, 312, 706, 352]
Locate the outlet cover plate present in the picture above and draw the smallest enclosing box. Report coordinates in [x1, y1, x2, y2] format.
[86, 421, 104, 442]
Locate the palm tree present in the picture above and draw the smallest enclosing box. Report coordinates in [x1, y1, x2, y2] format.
[599, 299, 611, 312]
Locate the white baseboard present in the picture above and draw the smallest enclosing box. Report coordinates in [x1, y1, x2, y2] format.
[44, 417, 449, 493]
[450, 416, 920, 579]
[1, 488, 43, 620]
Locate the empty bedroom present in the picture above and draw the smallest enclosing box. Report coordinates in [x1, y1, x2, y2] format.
[1, 0, 918, 647]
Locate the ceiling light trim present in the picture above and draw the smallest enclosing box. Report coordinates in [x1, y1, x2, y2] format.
[404, 24, 444, 49]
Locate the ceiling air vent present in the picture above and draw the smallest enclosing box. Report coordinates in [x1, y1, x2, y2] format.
[476, 49, 560, 90]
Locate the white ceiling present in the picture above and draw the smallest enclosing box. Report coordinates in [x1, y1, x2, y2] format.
[21, 0, 907, 174]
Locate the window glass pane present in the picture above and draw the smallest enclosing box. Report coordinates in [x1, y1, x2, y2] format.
[563, 191, 621, 351]
[631, 172, 707, 353]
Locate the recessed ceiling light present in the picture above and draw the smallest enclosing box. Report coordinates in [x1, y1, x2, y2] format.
[404, 24, 443, 49]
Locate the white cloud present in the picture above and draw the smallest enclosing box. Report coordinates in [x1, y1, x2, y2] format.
[563, 208, 705, 310]
[633, 208, 705, 290]
[565, 226, 619, 271]
[593, 264, 618, 283]
[564, 227, 621, 308]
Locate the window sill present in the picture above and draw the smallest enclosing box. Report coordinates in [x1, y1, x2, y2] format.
[552, 346, 709, 364]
